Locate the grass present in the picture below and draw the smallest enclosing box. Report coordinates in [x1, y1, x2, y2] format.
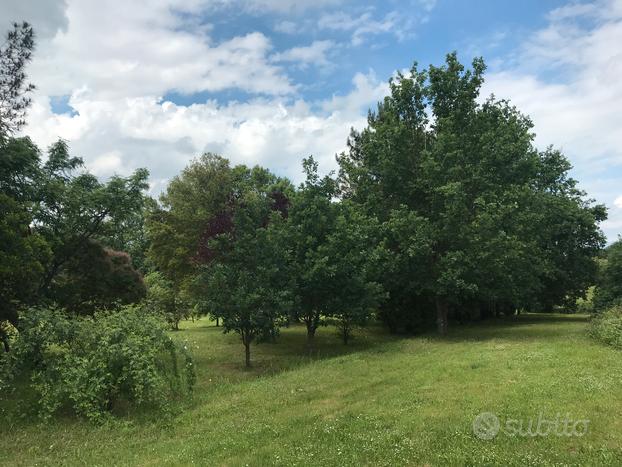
[2, 313, 622, 465]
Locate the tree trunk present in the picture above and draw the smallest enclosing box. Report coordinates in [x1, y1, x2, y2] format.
[342, 329, 350, 345]
[216, 317, 219, 327]
[1, 329, 9, 353]
[341, 321, 350, 345]
[435, 297, 449, 335]
[244, 341, 251, 368]
[306, 321, 316, 351]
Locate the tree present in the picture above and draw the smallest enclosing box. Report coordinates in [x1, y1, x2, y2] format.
[144, 271, 187, 330]
[338, 52, 605, 334]
[146, 154, 237, 319]
[320, 203, 384, 344]
[196, 169, 293, 367]
[0, 23, 150, 348]
[34, 140, 150, 299]
[50, 240, 146, 315]
[147, 154, 235, 283]
[0, 136, 149, 341]
[0, 194, 49, 351]
[593, 240, 622, 311]
[288, 157, 338, 348]
[0, 22, 35, 140]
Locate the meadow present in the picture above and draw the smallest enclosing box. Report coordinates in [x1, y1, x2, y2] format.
[2, 313, 622, 466]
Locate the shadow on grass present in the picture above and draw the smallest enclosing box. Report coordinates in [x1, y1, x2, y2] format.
[2, 313, 588, 426]
[180, 313, 589, 380]
[178, 320, 402, 384]
[435, 312, 590, 344]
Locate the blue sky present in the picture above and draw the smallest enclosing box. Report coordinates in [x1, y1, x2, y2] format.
[2, 0, 621, 240]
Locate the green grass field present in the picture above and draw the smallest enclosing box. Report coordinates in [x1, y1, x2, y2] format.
[2, 314, 622, 466]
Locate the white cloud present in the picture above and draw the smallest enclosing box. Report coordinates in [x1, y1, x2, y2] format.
[11, 0, 393, 196]
[318, 10, 413, 46]
[614, 196, 622, 209]
[25, 0, 294, 100]
[25, 72, 388, 193]
[271, 40, 334, 68]
[482, 0, 622, 240]
[90, 151, 125, 177]
[317, 1, 435, 46]
[0, 0, 68, 39]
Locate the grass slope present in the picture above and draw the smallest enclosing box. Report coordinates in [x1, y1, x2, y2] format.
[2, 314, 622, 466]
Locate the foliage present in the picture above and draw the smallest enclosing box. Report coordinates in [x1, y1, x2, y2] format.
[195, 168, 293, 366]
[593, 240, 622, 311]
[148, 154, 295, 365]
[0, 22, 35, 140]
[35, 140, 150, 298]
[287, 156, 339, 345]
[0, 135, 149, 329]
[146, 153, 236, 287]
[321, 202, 385, 344]
[0, 193, 49, 350]
[338, 52, 606, 334]
[0, 306, 194, 422]
[144, 271, 187, 330]
[589, 305, 622, 350]
[50, 240, 147, 315]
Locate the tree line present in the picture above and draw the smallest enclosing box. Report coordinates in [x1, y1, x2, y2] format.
[144, 54, 606, 365]
[0, 23, 607, 367]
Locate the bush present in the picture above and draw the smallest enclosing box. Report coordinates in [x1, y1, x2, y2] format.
[0, 306, 194, 421]
[589, 305, 622, 350]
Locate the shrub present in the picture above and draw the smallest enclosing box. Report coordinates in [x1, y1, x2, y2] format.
[0, 306, 194, 421]
[589, 305, 622, 350]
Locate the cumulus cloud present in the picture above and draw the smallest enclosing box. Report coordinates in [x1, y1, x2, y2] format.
[0, 0, 69, 39]
[25, 72, 388, 193]
[25, 0, 293, 100]
[482, 0, 622, 240]
[271, 40, 334, 68]
[10, 0, 394, 198]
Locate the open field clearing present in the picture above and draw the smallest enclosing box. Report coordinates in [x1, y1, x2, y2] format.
[3, 314, 622, 466]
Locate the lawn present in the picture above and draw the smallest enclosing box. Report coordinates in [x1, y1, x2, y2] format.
[2, 314, 622, 466]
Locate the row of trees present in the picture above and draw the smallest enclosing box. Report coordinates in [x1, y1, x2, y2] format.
[0, 22, 607, 368]
[146, 54, 606, 366]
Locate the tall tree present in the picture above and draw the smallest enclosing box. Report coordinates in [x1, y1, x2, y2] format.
[338, 53, 605, 334]
[320, 202, 385, 344]
[146, 154, 236, 301]
[288, 157, 338, 347]
[196, 175, 293, 367]
[0, 22, 35, 140]
[144, 271, 187, 330]
[34, 140, 150, 298]
[1, 136, 149, 334]
[593, 240, 622, 311]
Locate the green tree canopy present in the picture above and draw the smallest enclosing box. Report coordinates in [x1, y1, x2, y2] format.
[338, 52, 606, 333]
[593, 240, 622, 311]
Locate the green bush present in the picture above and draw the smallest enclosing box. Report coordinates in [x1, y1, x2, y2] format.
[589, 305, 622, 350]
[0, 306, 194, 421]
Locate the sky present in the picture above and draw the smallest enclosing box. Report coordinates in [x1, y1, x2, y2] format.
[2, 0, 622, 240]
